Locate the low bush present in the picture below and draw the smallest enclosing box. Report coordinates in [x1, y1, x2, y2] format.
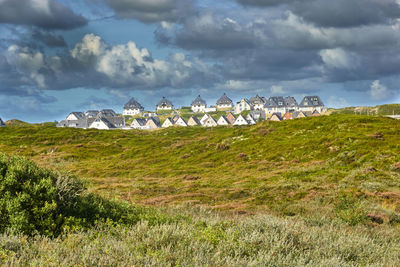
[0, 153, 177, 237]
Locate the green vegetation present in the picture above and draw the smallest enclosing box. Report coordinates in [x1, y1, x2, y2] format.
[333, 104, 400, 115]
[0, 114, 399, 225]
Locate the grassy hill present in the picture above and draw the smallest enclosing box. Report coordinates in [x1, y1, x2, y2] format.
[333, 104, 400, 115]
[0, 114, 399, 226]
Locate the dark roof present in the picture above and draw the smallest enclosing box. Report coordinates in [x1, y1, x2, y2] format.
[105, 116, 125, 127]
[124, 98, 143, 109]
[92, 117, 116, 129]
[188, 116, 200, 124]
[292, 111, 305, 119]
[264, 97, 286, 108]
[85, 110, 99, 117]
[284, 97, 298, 107]
[218, 115, 229, 123]
[0, 118, 5, 126]
[146, 117, 161, 127]
[98, 109, 117, 117]
[131, 118, 147, 126]
[69, 112, 85, 120]
[216, 93, 233, 105]
[191, 95, 206, 106]
[299, 96, 324, 107]
[157, 97, 173, 107]
[270, 112, 282, 120]
[226, 112, 236, 124]
[249, 95, 265, 105]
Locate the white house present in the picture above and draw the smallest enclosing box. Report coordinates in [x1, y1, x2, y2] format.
[233, 114, 249, 126]
[246, 114, 256, 125]
[89, 118, 116, 130]
[156, 97, 174, 111]
[162, 118, 175, 128]
[123, 98, 144, 116]
[187, 116, 201, 126]
[191, 95, 207, 113]
[202, 116, 218, 127]
[145, 117, 161, 129]
[217, 115, 230, 126]
[175, 116, 188, 127]
[204, 106, 217, 113]
[66, 112, 85, 121]
[216, 93, 233, 110]
[235, 98, 252, 114]
[299, 96, 326, 113]
[249, 95, 266, 111]
[200, 114, 210, 125]
[131, 118, 147, 129]
[264, 97, 286, 115]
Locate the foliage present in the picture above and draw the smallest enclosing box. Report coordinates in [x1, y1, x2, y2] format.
[0, 154, 179, 236]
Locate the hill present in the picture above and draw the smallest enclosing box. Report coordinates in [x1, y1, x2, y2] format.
[5, 119, 30, 126]
[333, 104, 400, 115]
[0, 114, 399, 226]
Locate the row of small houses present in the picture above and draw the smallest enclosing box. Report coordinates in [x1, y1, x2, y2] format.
[123, 94, 326, 116]
[57, 107, 322, 130]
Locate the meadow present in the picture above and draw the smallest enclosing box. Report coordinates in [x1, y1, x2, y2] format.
[0, 114, 400, 265]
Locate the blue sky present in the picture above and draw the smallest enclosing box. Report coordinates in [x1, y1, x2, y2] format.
[0, 0, 399, 122]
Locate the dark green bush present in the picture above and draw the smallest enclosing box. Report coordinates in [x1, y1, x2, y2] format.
[0, 153, 177, 237]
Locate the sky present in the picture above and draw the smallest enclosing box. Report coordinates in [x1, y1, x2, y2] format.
[0, 0, 400, 122]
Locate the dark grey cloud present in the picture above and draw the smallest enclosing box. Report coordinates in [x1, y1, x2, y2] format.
[31, 30, 67, 47]
[237, 0, 294, 6]
[0, 0, 87, 30]
[105, 0, 193, 23]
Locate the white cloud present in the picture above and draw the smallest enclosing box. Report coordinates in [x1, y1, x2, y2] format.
[319, 48, 357, 69]
[369, 80, 390, 100]
[270, 85, 286, 95]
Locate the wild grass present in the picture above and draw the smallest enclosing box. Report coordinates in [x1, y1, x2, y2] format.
[1, 207, 399, 266]
[0, 114, 399, 225]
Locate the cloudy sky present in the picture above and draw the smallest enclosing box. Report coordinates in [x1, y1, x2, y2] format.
[0, 0, 399, 122]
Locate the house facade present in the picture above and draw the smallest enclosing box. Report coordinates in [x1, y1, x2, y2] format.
[145, 117, 161, 129]
[299, 96, 326, 113]
[246, 114, 256, 125]
[270, 113, 282, 121]
[89, 118, 116, 130]
[249, 95, 266, 111]
[187, 116, 201, 126]
[162, 118, 175, 128]
[66, 112, 85, 121]
[216, 93, 233, 110]
[175, 117, 188, 127]
[226, 112, 236, 124]
[156, 97, 174, 112]
[191, 95, 207, 113]
[233, 114, 249, 125]
[202, 116, 218, 127]
[264, 97, 287, 115]
[235, 98, 252, 114]
[123, 98, 144, 116]
[217, 115, 230, 126]
[131, 118, 147, 129]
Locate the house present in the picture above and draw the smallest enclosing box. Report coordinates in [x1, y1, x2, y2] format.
[217, 115, 230, 126]
[200, 114, 210, 125]
[102, 116, 125, 128]
[156, 97, 173, 111]
[172, 115, 180, 122]
[293, 111, 307, 119]
[284, 97, 298, 112]
[202, 116, 218, 127]
[283, 111, 293, 120]
[89, 117, 116, 130]
[187, 116, 201, 126]
[162, 117, 175, 128]
[235, 98, 252, 114]
[270, 113, 282, 121]
[85, 110, 99, 118]
[233, 114, 249, 126]
[66, 112, 85, 121]
[175, 116, 188, 127]
[145, 117, 161, 129]
[312, 109, 321, 117]
[98, 109, 117, 117]
[299, 96, 325, 113]
[131, 118, 147, 129]
[123, 98, 144, 116]
[226, 112, 236, 124]
[0, 118, 5, 127]
[246, 114, 256, 125]
[250, 110, 265, 121]
[249, 95, 266, 110]
[191, 95, 207, 113]
[216, 93, 233, 110]
[264, 97, 286, 115]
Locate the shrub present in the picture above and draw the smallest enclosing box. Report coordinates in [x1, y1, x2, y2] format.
[0, 153, 178, 236]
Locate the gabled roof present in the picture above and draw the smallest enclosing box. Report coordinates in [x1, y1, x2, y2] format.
[203, 116, 218, 126]
[246, 114, 256, 124]
[264, 97, 286, 108]
[124, 98, 143, 109]
[162, 117, 175, 127]
[217, 115, 230, 125]
[284, 97, 298, 107]
[188, 116, 201, 125]
[299, 96, 324, 107]
[191, 95, 206, 106]
[175, 117, 188, 126]
[0, 118, 5, 126]
[146, 117, 161, 128]
[237, 98, 251, 105]
[270, 112, 282, 121]
[216, 93, 233, 105]
[98, 109, 117, 117]
[157, 97, 173, 107]
[68, 112, 85, 120]
[91, 117, 116, 129]
[226, 112, 236, 124]
[85, 110, 99, 117]
[249, 95, 265, 105]
[292, 111, 305, 118]
[131, 118, 147, 126]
